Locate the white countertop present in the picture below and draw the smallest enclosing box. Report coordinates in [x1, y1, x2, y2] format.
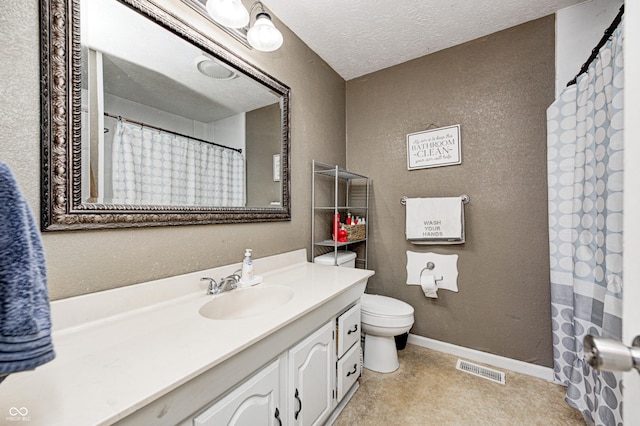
[0, 250, 374, 426]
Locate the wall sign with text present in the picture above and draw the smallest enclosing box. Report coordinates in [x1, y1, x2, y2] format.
[406, 124, 461, 170]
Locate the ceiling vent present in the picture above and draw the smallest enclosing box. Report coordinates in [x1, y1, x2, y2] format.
[195, 56, 237, 80]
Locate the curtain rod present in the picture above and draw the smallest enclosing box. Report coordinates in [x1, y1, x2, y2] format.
[103, 112, 243, 154]
[566, 4, 624, 87]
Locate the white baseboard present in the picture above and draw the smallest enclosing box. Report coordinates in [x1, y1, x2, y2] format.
[407, 334, 554, 382]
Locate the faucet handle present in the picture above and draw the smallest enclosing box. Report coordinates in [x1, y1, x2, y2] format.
[201, 277, 219, 295]
[230, 269, 242, 283]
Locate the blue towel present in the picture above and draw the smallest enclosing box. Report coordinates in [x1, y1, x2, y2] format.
[0, 162, 55, 382]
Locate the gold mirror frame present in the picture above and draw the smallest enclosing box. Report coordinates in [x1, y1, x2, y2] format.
[40, 0, 291, 231]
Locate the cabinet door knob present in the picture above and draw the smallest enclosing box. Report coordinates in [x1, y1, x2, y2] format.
[274, 407, 282, 426]
[346, 364, 358, 377]
[347, 324, 358, 335]
[294, 388, 302, 420]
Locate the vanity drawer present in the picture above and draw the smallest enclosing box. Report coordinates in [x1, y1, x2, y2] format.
[336, 343, 361, 402]
[337, 303, 360, 358]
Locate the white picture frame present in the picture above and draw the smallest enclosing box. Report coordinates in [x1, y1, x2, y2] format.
[407, 124, 462, 170]
[273, 154, 281, 182]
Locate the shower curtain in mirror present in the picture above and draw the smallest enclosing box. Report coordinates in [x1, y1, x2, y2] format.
[112, 121, 245, 207]
[547, 21, 623, 426]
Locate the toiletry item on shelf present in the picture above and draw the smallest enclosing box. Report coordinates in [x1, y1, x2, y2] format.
[346, 212, 352, 225]
[338, 224, 348, 242]
[241, 249, 254, 282]
[333, 213, 340, 241]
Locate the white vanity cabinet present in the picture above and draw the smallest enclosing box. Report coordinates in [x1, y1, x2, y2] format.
[192, 303, 363, 426]
[194, 359, 283, 426]
[2, 250, 375, 426]
[288, 321, 336, 425]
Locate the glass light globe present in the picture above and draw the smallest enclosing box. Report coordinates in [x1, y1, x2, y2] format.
[247, 12, 283, 52]
[205, 0, 250, 29]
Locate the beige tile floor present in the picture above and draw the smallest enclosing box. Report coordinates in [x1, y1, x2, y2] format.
[335, 344, 585, 425]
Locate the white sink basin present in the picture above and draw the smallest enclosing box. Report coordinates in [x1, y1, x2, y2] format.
[199, 285, 294, 320]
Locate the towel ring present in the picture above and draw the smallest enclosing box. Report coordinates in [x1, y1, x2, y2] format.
[401, 194, 470, 205]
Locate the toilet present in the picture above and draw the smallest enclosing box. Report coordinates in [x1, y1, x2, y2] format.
[314, 251, 415, 373]
[360, 294, 414, 373]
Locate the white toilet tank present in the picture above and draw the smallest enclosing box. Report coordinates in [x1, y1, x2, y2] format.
[314, 251, 357, 268]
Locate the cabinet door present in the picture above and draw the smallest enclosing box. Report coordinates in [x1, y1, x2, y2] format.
[336, 343, 361, 402]
[337, 303, 360, 358]
[288, 321, 335, 426]
[194, 359, 282, 426]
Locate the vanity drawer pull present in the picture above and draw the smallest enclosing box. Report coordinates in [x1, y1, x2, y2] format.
[347, 324, 358, 334]
[346, 364, 358, 377]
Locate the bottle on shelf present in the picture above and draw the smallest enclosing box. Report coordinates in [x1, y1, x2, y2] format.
[338, 224, 348, 242]
[346, 212, 352, 225]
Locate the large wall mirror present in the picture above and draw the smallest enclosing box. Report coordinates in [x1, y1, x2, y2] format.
[40, 0, 290, 230]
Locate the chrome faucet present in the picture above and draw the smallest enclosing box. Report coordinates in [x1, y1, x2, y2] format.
[201, 270, 242, 295]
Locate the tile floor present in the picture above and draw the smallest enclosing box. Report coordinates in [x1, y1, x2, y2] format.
[334, 344, 585, 425]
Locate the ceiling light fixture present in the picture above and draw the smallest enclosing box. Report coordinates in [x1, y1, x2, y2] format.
[205, 0, 249, 29]
[205, 0, 283, 52]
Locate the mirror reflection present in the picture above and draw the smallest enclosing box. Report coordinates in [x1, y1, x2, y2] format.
[80, 0, 284, 208]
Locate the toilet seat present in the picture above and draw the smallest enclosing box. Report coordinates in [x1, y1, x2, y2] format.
[361, 294, 414, 328]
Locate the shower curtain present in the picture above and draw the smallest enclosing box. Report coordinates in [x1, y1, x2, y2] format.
[112, 121, 245, 207]
[547, 21, 624, 425]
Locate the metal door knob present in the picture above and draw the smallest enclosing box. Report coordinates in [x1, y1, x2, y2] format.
[584, 335, 640, 373]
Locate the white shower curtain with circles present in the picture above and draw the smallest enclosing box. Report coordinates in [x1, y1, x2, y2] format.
[547, 21, 623, 426]
[112, 122, 245, 207]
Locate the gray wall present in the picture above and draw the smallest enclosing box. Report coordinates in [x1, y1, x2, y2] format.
[0, 0, 345, 300]
[246, 103, 281, 206]
[346, 17, 555, 367]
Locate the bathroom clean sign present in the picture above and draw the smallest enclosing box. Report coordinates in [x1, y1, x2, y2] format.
[407, 124, 461, 170]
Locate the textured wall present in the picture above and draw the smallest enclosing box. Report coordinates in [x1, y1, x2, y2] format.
[346, 17, 555, 366]
[246, 104, 281, 206]
[0, 0, 345, 300]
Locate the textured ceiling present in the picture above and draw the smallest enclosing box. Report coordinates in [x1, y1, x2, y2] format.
[261, 0, 585, 80]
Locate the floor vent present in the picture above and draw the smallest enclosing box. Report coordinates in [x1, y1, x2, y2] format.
[456, 359, 506, 384]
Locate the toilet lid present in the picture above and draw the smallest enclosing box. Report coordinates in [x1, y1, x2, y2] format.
[361, 294, 414, 317]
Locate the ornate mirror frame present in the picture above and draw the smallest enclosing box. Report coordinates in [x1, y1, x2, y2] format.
[40, 0, 291, 231]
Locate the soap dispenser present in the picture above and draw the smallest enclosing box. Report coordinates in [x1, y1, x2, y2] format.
[241, 249, 254, 282]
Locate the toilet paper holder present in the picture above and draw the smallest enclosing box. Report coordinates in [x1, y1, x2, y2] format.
[420, 262, 442, 283]
[406, 251, 459, 293]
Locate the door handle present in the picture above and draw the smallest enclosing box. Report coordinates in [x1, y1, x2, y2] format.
[294, 388, 302, 420]
[274, 407, 282, 426]
[347, 324, 358, 335]
[584, 335, 640, 373]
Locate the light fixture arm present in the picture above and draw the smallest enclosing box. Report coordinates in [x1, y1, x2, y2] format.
[248, 1, 268, 26]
